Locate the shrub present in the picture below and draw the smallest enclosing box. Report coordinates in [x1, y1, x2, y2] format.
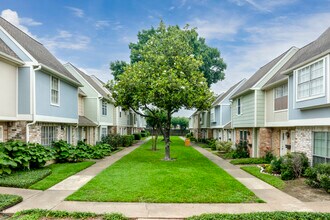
[230, 158, 268, 165]
[190, 137, 197, 142]
[102, 134, 122, 150]
[133, 133, 142, 140]
[280, 152, 309, 180]
[121, 135, 134, 147]
[305, 163, 330, 193]
[216, 141, 233, 153]
[0, 194, 23, 211]
[265, 150, 275, 163]
[232, 141, 249, 159]
[207, 139, 217, 150]
[140, 132, 147, 137]
[186, 132, 193, 138]
[52, 140, 76, 163]
[27, 143, 55, 169]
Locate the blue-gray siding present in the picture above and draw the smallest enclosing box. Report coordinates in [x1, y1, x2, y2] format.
[35, 70, 78, 119]
[18, 67, 30, 114]
[222, 105, 231, 126]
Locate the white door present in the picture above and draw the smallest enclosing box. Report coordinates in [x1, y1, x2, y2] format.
[280, 130, 288, 156]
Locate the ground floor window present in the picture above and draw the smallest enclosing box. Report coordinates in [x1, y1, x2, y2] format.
[313, 132, 330, 164]
[239, 130, 248, 141]
[101, 127, 107, 138]
[41, 126, 57, 146]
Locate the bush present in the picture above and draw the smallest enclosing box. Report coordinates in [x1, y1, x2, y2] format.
[121, 135, 134, 147]
[133, 133, 142, 140]
[232, 141, 249, 159]
[190, 137, 197, 142]
[207, 139, 217, 150]
[28, 143, 55, 169]
[102, 134, 123, 150]
[230, 158, 268, 165]
[280, 152, 309, 180]
[216, 141, 233, 153]
[305, 163, 330, 193]
[265, 150, 275, 163]
[186, 132, 193, 138]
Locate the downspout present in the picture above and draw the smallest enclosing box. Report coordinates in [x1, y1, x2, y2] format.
[26, 65, 41, 142]
[97, 97, 102, 141]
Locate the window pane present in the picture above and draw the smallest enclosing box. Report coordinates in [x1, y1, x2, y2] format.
[314, 132, 326, 157]
[283, 84, 288, 96]
[298, 67, 310, 83]
[298, 82, 310, 99]
[310, 77, 323, 96]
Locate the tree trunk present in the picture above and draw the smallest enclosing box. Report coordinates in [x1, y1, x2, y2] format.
[164, 111, 171, 160]
[151, 126, 156, 151]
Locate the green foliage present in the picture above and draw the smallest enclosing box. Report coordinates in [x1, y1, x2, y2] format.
[230, 158, 268, 165]
[27, 143, 54, 169]
[121, 135, 134, 147]
[0, 194, 22, 211]
[171, 117, 189, 130]
[12, 209, 128, 220]
[216, 141, 232, 153]
[241, 166, 285, 189]
[305, 163, 330, 193]
[280, 152, 309, 180]
[110, 60, 128, 80]
[186, 132, 193, 138]
[133, 133, 142, 140]
[206, 139, 217, 150]
[52, 140, 78, 163]
[101, 134, 122, 150]
[232, 141, 249, 159]
[187, 212, 330, 220]
[0, 168, 51, 188]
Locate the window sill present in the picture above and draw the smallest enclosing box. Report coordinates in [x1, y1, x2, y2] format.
[51, 103, 60, 107]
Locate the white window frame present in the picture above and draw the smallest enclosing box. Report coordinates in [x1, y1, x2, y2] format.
[295, 57, 326, 102]
[41, 126, 57, 146]
[313, 131, 330, 164]
[0, 126, 3, 142]
[237, 98, 242, 115]
[274, 84, 288, 112]
[102, 100, 107, 116]
[210, 108, 215, 123]
[50, 76, 60, 106]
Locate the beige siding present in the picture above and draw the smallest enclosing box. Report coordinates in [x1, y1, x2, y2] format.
[265, 89, 288, 123]
[0, 60, 17, 118]
[78, 96, 84, 116]
[256, 90, 265, 127]
[232, 92, 255, 128]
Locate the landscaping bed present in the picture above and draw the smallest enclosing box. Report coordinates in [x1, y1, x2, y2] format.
[67, 137, 260, 203]
[0, 194, 22, 211]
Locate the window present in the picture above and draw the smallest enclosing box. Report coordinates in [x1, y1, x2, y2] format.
[41, 126, 57, 146]
[297, 59, 324, 101]
[102, 101, 107, 116]
[240, 130, 248, 141]
[274, 84, 288, 111]
[101, 127, 107, 138]
[237, 98, 241, 115]
[51, 77, 60, 105]
[210, 108, 215, 123]
[119, 107, 122, 117]
[0, 126, 3, 142]
[313, 132, 330, 164]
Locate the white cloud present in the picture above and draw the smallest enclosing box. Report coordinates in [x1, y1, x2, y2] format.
[211, 12, 330, 94]
[40, 30, 90, 51]
[95, 20, 110, 29]
[66, 6, 84, 17]
[0, 9, 41, 36]
[80, 65, 113, 83]
[188, 16, 243, 40]
[230, 0, 297, 12]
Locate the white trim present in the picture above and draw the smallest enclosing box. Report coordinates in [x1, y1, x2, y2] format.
[274, 109, 288, 113]
[0, 52, 24, 65]
[35, 115, 78, 123]
[295, 57, 326, 102]
[50, 76, 60, 106]
[0, 116, 17, 121]
[0, 26, 38, 64]
[266, 117, 330, 127]
[0, 125, 3, 142]
[327, 55, 330, 103]
[16, 67, 18, 117]
[98, 122, 113, 126]
[17, 114, 33, 120]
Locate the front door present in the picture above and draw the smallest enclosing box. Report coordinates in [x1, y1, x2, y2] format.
[280, 130, 288, 156]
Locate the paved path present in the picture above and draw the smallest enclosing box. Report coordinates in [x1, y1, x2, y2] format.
[1, 137, 329, 218]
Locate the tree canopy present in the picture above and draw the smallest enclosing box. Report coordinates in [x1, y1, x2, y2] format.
[107, 22, 214, 160]
[110, 23, 226, 87]
[171, 117, 189, 130]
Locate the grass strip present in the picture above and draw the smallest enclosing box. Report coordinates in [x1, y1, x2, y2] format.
[0, 194, 22, 211]
[29, 161, 95, 190]
[230, 158, 268, 165]
[67, 137, 259, 203]
[241, 166, 285, 189]
[0, 169, 51, 188]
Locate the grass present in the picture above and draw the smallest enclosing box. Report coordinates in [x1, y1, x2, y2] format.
[0, 169, 52, 188]
[0, 194, 22, 211]
[29, 161, 95, 190]
[188, 212, 330, 220]
[67, 137, 260, 203]
[230, 158, 268, 165]
[241, 166, 285, 189]
[10, 209, 128, 220]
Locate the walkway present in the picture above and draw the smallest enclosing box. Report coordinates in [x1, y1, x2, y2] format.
[1, 138, 329, 218]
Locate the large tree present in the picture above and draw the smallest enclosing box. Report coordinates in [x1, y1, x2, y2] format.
[107, 22, 214, 160]
[110, 24, 226, 87]
[171, 117, 189, 131]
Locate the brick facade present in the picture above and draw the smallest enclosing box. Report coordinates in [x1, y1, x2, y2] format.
[258, 127, 272, 157]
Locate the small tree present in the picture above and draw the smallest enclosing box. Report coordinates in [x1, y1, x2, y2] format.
[145, 109, 166, 151]
[107, 22, 214, 160]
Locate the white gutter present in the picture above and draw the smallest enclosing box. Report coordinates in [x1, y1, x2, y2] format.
[26, 65, 41, 142]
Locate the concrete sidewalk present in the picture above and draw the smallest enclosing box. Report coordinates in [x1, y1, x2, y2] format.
[1, 137, 329, 218]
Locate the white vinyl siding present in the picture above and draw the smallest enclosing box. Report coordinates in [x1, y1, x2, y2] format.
[296, 59, 324, 101]
[51, 76, 60, 105]
[102, 101, 107, 116]
[313, 132, 330, 164]
[41, 126, 57, 146]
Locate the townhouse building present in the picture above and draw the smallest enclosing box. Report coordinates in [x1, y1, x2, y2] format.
[230, 47, 298, 157]
[0, 17, 81, 146]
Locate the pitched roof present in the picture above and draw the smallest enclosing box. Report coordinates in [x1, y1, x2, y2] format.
[231, 48, 291, 98]
[0, 17, 79, 84]
[281, 27, 330, 74]
[0, 37, 21, 61]
[213, 79, 246, 106]
[78, 116, 97, 126]
[68, 63, 110, 98]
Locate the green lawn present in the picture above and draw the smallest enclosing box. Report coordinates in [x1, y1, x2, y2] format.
[241, 166, 285, 189]
[29, 161, 95, 190]
[0, 169, 52, 188]
[0, 194, 22, 211]
[67, 137, 260, 203]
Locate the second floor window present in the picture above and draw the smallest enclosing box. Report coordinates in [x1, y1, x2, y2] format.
[102, 101, 107, 116]
[274, 84, 288, 111]
[237, 98, 241, 115]
[51, 77, 59, 105]
[297, 59, 324, 101]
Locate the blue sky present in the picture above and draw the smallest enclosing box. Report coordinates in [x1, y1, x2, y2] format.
[1, 0, 330, 116]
